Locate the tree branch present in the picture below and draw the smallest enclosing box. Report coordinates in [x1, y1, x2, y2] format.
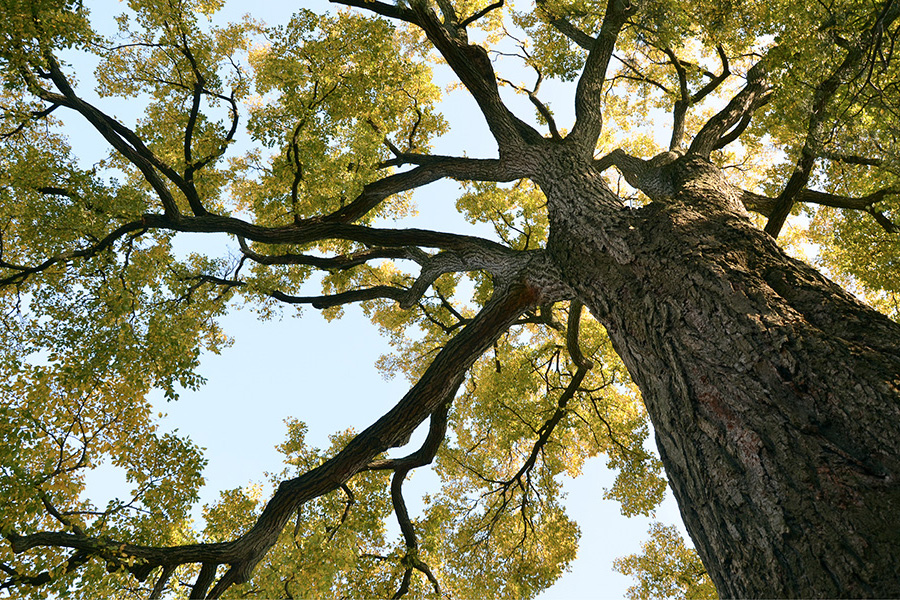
[328, 0, 418, 24]
[688, 60, 772, 159]
[389, 468, 442, 599]
[268, 242, 530, 311]
[765, 0, 900, 238]
[238, 239, 416, 270]
[0, 102, 59, 139]
[191, 563, 217, 599]
[3, 210, 522, 302]
[322, 156, 520, 224]
[690, 45, 730, 104]
[459, 0, 504, 29]
[535, 0, 595, 50]
[271, 286, 409, 309]
[741, 186, 900, 232]
[664, 45, 730, 151]
[0, 219, 148, 287]
[819, 151, 883, 166]
[333, 0, 541, 151]
[33, 57, 185, 218]
[664, 47, 691, 151]
[499, 69, 562, 141]
[6, 272, 550, 597]
[149, 565, 176, 599]
[569, 0, 638, 156]
[365, 400, 451, 471]
[712, 110, 754, 151]
[594, 148, 680, 201]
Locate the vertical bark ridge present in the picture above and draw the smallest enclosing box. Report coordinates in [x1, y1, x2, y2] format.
[545, 171, 900, 597]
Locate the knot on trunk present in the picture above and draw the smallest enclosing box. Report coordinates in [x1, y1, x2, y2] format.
[600, 149, 749, 218]
[605, 148, 679, 201]
[670, 156, 748, 216]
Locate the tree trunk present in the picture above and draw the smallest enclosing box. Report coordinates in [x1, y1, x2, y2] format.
[546, 156, 900, 598]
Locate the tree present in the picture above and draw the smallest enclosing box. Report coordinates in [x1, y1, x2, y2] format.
[1, 0, 899, 596]
[614, 523, 716, 600]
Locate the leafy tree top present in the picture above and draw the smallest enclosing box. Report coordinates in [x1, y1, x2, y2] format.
[1, 0, 898, 597]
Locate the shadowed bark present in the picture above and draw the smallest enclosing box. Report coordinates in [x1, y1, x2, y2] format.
[546, 153, 900, 597]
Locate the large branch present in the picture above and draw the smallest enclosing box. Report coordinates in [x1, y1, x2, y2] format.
[261, 243, 530, 310]
[2, 208, 521, 295]
[688, 60, 771, 159]
[664, 47, 691, 152]
[271, 286, 409, 309]
[568, 0, 637, 156]
[6, 270, 551, 598]
[323, 156, 520, 223]
[237, 239, 416, 270]
[764, 0, 900, 238]
[365, 401, 451, 471]
[332, 0, 541, 152]
[594, 147, 681, 201]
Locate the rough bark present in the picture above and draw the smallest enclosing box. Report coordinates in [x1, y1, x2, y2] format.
[545, 154, 900, 598]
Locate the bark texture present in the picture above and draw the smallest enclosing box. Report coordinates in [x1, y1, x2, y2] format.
[545, 154, 900, 598]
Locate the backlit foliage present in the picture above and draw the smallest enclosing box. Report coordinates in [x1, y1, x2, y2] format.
[1, 0, 898, 597]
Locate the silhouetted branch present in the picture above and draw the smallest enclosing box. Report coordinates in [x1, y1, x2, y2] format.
[6, 276, 547, 598]
[459, 0, 503, 28]
[765, 1, 900, 237]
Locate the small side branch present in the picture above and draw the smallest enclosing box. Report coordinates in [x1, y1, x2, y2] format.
[238, 238, 416, 270]
[820, 151, 883, 166]
[389, 468, 442, 599]
[149, 565, 176, 599]
[271, 286, 408, 309]
[459, 0, 504, 29]
[535, 0, 595, 50]
[499, 67, 562, 141]
[594, 148, 680, 201]
[476, 300, 593, 535]
[266, 243, 528, 312]
[690, 46, 730, 104]
[0, 103, 59, 139]
[0, 220, 148, 287]
[506, 302, 592, 482]
[321, 157, 520, 224]
[741, 187, 899, 232]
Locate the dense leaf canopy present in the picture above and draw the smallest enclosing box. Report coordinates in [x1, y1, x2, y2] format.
[1, 0, 898, 597]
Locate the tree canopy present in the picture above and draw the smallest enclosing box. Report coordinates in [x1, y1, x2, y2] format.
[1, 0, 899, 597]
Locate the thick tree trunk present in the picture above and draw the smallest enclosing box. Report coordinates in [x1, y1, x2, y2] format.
[546, 157, 900, 598]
